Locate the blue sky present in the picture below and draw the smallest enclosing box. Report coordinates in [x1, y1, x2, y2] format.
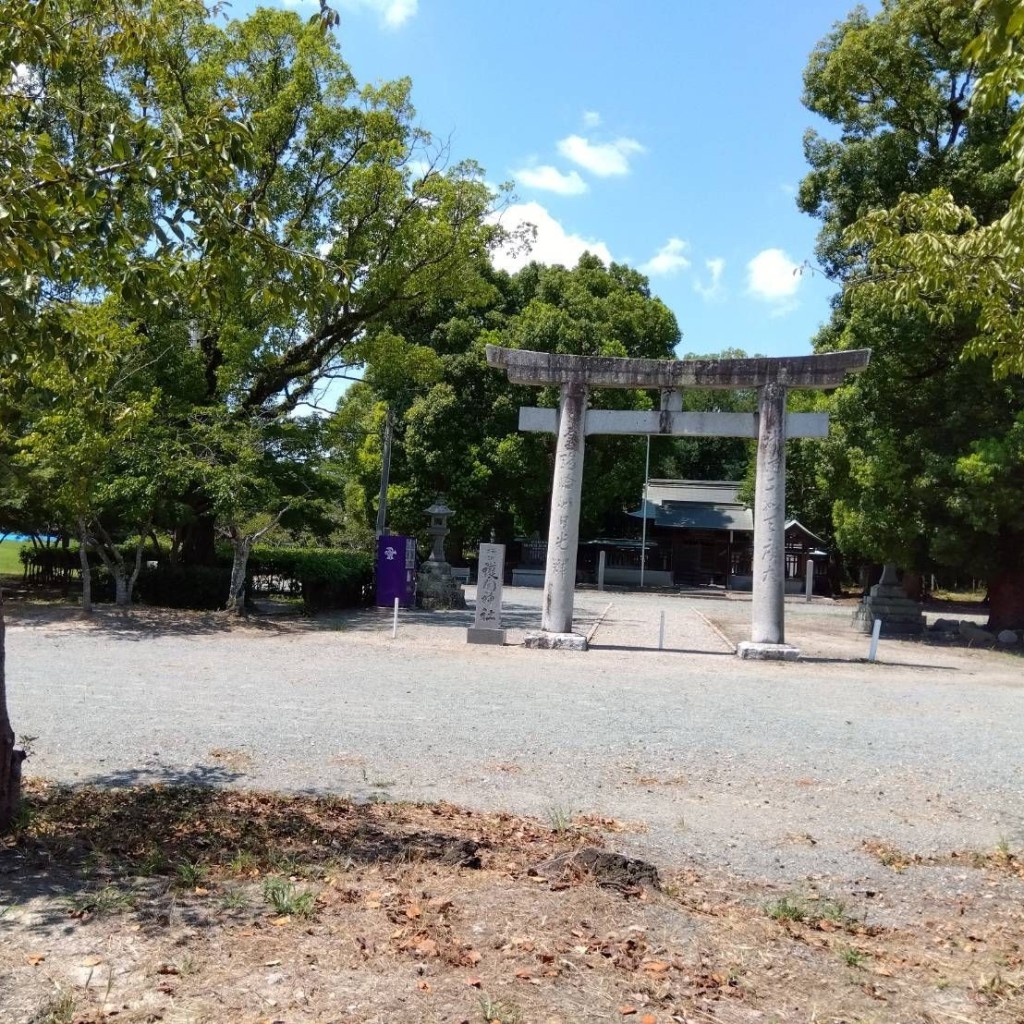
[246, 0, 879, 359]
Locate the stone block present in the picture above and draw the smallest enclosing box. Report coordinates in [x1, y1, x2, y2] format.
[930, 617, 960, 633]
[466, 627, 506, 646]
[736, 641, 801, 661]
[959, 621, 995, 646]
[523, 631, 588, 651]
[997, 629, 1020, 646]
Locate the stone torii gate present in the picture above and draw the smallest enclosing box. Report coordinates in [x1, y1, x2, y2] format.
[486, 344, 871, 658]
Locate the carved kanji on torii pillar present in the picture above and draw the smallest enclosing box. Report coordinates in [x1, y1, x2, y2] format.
[485, 345, 871, 658]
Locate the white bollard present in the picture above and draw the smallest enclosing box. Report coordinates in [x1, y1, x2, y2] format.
[658, 610, 665, 650]
[805, 558, 814, 602]
[868, 618, 882, 662]
[597, 549, 606, 592]
[392, 596, 399, 639]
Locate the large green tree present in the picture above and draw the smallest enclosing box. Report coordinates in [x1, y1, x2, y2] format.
[799, 0, 1024, 628]
[0, 0, 499, 827]
[331, 255, 682, 550]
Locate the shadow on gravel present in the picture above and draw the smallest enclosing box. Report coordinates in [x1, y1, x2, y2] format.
[337, 603, 544, 633]
[797, 656, 959, 670]
[588, 643, 735, 656]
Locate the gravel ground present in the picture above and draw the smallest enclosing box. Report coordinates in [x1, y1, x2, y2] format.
[6, 587, 1023, 899]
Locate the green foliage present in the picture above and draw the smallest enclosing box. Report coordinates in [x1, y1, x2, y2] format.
[821, 0, 1024, 376]
[2, 0, 501, 576]
[331, 256, 682, 547]
[248, 546, 372, 611]
[798, 0, 1024, 609]
[248, 547, 372, 587]
[262, 877, 317, 918]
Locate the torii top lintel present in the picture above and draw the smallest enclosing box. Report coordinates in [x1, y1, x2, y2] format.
[485, 345, 871, 390]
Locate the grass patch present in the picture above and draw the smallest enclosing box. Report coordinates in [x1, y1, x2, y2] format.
[30, 989, 76, 1024]
[545, 804, 577, 833]
[478, 994, 524, 1024]
[65, 885, 136, 918]
[0, 538, 26, 576]
[262, 877, 317, 918]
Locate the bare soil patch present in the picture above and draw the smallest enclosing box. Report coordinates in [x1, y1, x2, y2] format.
[2, 783, 1023, 1023]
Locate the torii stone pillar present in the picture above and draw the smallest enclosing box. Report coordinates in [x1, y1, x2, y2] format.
[749, 381, 788, 649]
[486, 345, 870, 655]
[543, 381, 588, 636]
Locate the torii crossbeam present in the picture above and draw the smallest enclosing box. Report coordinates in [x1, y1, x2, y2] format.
[486, 344, 871, 657]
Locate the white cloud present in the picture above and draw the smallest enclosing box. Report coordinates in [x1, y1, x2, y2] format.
[513, 165, 588, 196]
[640, 237, 691, 276]
[488, 201, 612, 272]
[695, 257, 725, 300]
[281, 0, 417, 28]
[557, 134, 645, 177]
[375, 0, 417, 28]
[746, 248, 802, 302]
[582, 110, 601, 128]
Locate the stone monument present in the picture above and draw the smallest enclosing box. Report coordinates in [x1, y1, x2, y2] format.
[417, 499, 466, 610]
[467, 543, 506, 645]
[486, 345, 871, 658]
[853, 563, 925, 635]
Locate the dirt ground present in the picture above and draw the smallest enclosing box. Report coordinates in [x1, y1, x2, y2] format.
[2, 783, 1023, 1024]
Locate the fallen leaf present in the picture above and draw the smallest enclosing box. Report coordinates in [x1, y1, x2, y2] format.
[465, 950, 482, 965]
[405, 904, 423, 919]
[25, 954, 45, 966]
[271, 916, 291, 926]
[80, 956, 103, 967]
[416, 979, 431, 992]
[641, 1016, 657, 1024]
[642, 959, 670, 973]
[365, 900, 382, 910]
[466, 977, 483, 988]
[194, 887, 210, 896]
[514, 969, 532, 980]
[619, 1008, 637, 1017]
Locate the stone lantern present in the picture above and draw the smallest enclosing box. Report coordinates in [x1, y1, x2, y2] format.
[425, 499, 453, 563]
[418, 498, 466, 609]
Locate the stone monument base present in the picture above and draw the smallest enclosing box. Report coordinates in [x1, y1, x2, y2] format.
[736, 641, 801, 661]
[466, 627, 506, 646]
[852, 568, 924, 635]
[418, 560, 466, 610]
[523, 630, 588, 651]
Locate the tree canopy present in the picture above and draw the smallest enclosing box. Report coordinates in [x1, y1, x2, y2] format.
[800, 0, 1024, 627]
[330, 254, 682, 548]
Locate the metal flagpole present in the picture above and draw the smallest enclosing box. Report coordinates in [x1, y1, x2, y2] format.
[640, 434, 650, 588]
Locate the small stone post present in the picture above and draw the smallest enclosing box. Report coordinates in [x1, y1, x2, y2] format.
[537, 382, 588, 645]
[739, 382, 799, 659]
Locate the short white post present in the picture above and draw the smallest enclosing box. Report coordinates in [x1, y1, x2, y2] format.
[597, 549, 606, 592]
[868, 618, 882, 662]
[805, 557, 814, 602]
[392, 596, 399, 638]
[658, 610, 665, 650]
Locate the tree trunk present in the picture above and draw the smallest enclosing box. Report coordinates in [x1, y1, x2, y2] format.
[987, 568, 1024, 632]
[0, 593, 27, 832]
[78, 518, 93, 613]
[225, 535, 252, 615]
[180, 489, 218, 566]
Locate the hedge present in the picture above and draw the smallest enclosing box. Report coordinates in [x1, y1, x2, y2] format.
[247, 547, 373, 612]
